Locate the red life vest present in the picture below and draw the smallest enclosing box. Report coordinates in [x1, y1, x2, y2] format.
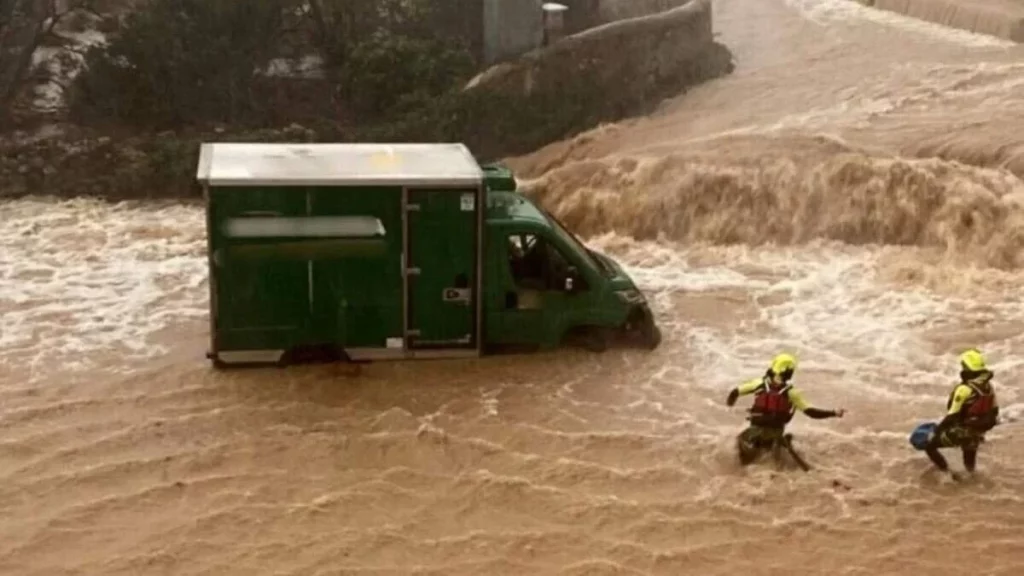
[966, 392, 994, 416]
[961, 381, 996, 431]
[962, 383, 995, 414]
[749, 378, 795, 427]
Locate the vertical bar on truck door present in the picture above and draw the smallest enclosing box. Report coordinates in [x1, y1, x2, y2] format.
[204, 182, 219, 358]
[401, 187, 410, 351]
[306, 190, 313, 312]
[477, 181, 485, 352]
[475, 182, 484, 355]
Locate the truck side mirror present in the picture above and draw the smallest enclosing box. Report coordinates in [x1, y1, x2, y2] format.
[564, 266, 578, 293]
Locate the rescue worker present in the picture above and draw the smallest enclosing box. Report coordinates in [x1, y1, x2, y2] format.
[725, 353, 845, 466]
[924, 348, 1000, 480]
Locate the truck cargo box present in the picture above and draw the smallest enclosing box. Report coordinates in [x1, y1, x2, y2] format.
[196, 142, 485, 366]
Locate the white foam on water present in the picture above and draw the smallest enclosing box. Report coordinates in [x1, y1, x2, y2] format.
[785, 0, 1018, 48]
[599, 242, 1024, 439]
[0, 198, 208, 375]
[0, 201, 772, 378]
[3, 197, 1021, 448]
[587, 234, 772, 292]
[762, 255, 948, 375]
[670, 61, 1024, 143]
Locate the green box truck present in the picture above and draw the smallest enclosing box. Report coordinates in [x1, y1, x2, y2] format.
[195, 142, 661, 367]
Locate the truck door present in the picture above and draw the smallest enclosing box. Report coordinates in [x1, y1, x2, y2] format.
[497, 232, 580, 347]
[405, 187, 480, 349]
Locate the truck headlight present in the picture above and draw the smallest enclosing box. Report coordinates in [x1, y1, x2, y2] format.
[614, 289, 645, 304]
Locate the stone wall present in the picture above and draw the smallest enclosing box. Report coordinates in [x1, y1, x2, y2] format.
[556, 0, 693, 34]
[483, 0, 545, 64]
[467, 0, 718, 96]
[857, 0, 1024, 42]
[434, 0, 730, 159]
[595, 0, 693, 22]
[434, 0, 541, 67]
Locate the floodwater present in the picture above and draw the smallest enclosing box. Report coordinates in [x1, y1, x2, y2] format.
[2, 0, 1024, 574]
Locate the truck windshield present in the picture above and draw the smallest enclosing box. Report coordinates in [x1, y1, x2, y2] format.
[540, 208, 613, 277]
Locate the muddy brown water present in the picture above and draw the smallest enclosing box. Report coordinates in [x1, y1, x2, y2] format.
[3, 1, 1024, 574]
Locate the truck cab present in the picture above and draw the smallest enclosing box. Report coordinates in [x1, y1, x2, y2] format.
[481, 165, 660, 352]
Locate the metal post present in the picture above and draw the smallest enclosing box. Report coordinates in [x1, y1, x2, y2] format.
[542, 3, 568, 46]
[401, 186, 410, 353]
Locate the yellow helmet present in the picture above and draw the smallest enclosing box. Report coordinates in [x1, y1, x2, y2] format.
[770, 353, 797, 379]
[959, 348, 986, 372]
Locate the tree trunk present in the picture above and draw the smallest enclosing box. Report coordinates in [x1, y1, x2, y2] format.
[0, 0, 49, 126]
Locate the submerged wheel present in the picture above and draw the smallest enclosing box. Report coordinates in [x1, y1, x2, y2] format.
[579, 327, 610, 353]
[641, 321, 662, 350]
[630, 308, 661, 351]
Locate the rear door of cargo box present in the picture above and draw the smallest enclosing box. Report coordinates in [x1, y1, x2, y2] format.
[405, 187, 480, 349]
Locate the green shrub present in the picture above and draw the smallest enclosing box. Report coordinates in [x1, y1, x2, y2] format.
[340, 32, 475, 120]
[68, 0, 292, 129]
[68, 0, 476, 130]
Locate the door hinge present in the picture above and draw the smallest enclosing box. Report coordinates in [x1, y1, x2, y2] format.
[407, 329, 422, 337]
[406, 267, 421, 276]
[406, 203, 421, 211]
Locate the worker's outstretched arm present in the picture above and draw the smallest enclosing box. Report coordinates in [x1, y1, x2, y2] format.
[789, 388, 845, 419]
[726, 379, 764, 406]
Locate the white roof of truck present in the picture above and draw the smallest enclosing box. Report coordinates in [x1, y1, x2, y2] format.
[196, 142, 484, 187]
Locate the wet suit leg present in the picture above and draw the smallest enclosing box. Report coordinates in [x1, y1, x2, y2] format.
[962, 446, 978, 473]
[924, 435, 950, 472]
[926, 426, 980, 474]
[961, 430, 985, 473]
[737, 425, 783, 466]
[737, 426, 760, 465]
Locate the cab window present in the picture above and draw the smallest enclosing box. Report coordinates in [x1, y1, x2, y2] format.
[506, 233, 585, 291]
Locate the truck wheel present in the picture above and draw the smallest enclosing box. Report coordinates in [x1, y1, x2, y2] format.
[640, 319, 662, 350]
[580, 328, 610, 353]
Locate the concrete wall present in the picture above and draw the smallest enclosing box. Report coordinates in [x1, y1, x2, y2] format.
[460, 0, 698, 68]
[595, 0, 693, 22]
[858, 0, 1024, 42]
[554, 0, 692, 35]
[483, 0, 545, 65]
[469, 0, 717, 96]
[428, 0, 541, 67]
[455, 0, 732, 159]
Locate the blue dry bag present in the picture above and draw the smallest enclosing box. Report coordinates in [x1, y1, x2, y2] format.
[909, 422, 937, 451]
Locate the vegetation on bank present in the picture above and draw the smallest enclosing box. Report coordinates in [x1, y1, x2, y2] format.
[0, 0, 482, 199]
[66, 0, 478, 132]
[1, 0, 734, 201]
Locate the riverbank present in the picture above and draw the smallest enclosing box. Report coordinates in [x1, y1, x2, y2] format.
[0, 0, 732, 202]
